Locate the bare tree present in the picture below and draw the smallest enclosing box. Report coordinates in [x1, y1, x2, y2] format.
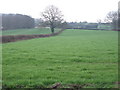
[104, 11, 118, 30]
[118, 2, 120, 30]
[97, 19, 102, 24]
[41, 5, 64, 33]
[105, 11, 118, 23]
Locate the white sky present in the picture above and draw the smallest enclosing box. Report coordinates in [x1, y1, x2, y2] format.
[0, 0, 119, 22]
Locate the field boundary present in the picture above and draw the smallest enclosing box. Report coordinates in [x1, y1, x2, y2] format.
[66, 28, 120, 31]
[1, 29, 64, 43]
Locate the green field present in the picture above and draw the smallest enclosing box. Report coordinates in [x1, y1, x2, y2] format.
[2, 29, 118, 88]
[1, 28, 60, 35]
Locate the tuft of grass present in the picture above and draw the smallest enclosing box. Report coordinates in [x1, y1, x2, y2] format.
[2, 29, 118, 88]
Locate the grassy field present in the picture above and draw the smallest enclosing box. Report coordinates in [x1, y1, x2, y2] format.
[1, 28, 60, 35]
[2, 29, 118, 88]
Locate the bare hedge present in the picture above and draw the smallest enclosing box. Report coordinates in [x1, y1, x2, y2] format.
[1, 29, 64, 43]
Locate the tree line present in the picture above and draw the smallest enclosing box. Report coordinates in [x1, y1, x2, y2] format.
[119, 12, 120, 30]
[1, 5, 120, 32]
[118, 2, 120, 30]
[37, 5, 120, 31]
[2, 14, 34, 30]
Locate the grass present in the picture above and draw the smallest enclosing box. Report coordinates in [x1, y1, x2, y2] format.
[1, 28, 60, 35]
[2, 29, 118, 88]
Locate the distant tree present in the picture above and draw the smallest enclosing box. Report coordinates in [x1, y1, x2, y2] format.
[118, 13, 120, 30]
[105, 11, 118, 30]
[0, 14, 2, 30]
[118, 2, 120, 30]
[105, 11, 117, 22]
[97, 19, 102, 24]
[35, 18, 43, 28]
[41, 5, 64, 33]
[2, 14, 34, 30]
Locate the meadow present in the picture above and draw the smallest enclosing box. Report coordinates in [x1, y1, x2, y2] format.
[1, 28, 60, 35]
[2, 29, 118, 88]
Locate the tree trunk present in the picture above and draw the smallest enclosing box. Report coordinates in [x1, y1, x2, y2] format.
[50, 24, 54, 33]
[51, 27, 54, 33]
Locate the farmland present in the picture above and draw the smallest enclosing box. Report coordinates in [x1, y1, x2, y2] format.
[2, 29, 118, 88]
[1, 28, 60, 35]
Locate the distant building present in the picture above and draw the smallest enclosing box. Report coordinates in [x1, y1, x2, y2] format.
[97, 23, 112, 30]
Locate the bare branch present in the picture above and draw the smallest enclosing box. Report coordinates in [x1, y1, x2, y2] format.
[105, 11, 118, 23]
[41, 5, 64, 33]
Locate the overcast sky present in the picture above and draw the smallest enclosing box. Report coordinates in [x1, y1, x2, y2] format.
[0, 0, 119, 22]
